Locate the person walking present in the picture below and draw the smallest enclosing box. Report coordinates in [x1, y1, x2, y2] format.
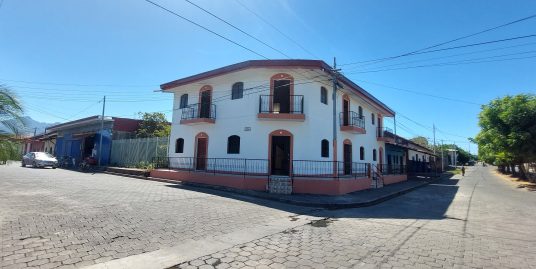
[461, 166, 466, 176]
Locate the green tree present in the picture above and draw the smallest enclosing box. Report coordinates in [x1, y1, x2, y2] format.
[475, 94, 536, 178]
[410, 136, 429, 147]
[0, 86, 24, 163]
[136, 112, 170, 138]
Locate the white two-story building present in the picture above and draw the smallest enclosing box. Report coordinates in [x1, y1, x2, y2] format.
[151, 60, 406, 195]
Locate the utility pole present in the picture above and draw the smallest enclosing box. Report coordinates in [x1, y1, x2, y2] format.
[433, 124, 436, 156]
[441, 139, 444, 172]
[331, 57, 340, 177]
[453, 142, 458, 167]
[33, 128, 37, 136]
[98, 96, 106, 166]
[394, 115, 397, 137]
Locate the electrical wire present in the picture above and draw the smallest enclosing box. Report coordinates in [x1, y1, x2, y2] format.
[184, 0, 291, 58]
[346, 52, 536, 74]
[339, 14, 536, 67]
[144, 0, 268, 59]
[234, 0, 318, 59]
[342, 41, 536, 72]
[353, 79, 484, 106]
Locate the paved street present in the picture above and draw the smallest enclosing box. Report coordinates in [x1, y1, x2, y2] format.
[1, 164, 536, 269]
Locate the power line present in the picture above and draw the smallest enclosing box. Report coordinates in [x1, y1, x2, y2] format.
[353, 80, 484, 106]
[184, 0, 291, 58]
[340, 14, 536, 66]
[346, 53, 536, 74]
[0, 78, 157, 88]
[342, 41, 536, 72]
[144, 0, 268, 59]
[234, 0, 318, 58]
[65, 100, 102, 120]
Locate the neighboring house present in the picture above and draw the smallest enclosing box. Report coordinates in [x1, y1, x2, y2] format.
[152, 59, 408, 195]
[381, 131, 438, 175]
[22, 133, 45, 154]
[46, 116, 140, 165]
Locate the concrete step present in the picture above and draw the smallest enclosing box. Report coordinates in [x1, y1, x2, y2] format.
[268, 176, 292, 194]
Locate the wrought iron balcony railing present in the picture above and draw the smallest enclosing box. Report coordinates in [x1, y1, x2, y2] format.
[181, 103, 216, 121]
[259, 95, 304, 114]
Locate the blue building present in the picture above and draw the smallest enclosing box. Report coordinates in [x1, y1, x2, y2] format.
[46, 116, 140, 166]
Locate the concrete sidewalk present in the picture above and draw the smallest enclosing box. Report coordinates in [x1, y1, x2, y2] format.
[107, 169, 449, 209]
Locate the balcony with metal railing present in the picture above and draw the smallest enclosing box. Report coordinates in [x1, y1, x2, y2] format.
[377, 126, 395, 142]
[257, 95, 305, 121]
[340, 111, 366, 134]
[180, 103, 216, 125]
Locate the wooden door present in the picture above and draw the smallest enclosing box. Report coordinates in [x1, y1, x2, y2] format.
[200, 90, 212, 118]
[343, 99, 349, 126]
[196, 137, 208, 170]
[271, 136, 290, 175]
[273, 80, 290, 113]
[343, 144, 352, 175]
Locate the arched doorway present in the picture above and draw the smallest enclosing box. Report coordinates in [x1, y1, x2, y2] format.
[270, 73, 294, 113]
[269, 130, 293, 175]
[195, 132, 209, 170]
[199, 86, 212, 119]
[342, 94, 350, 126]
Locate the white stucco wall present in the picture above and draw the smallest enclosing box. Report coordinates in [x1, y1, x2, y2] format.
[166, 67, 392, 167]
[408, 149, 433, 163]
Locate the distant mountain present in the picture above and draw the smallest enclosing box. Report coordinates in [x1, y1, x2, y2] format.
[0, 116, 60, 136]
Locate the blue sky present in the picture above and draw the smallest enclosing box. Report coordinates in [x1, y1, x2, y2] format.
[1, 0, 536, 154]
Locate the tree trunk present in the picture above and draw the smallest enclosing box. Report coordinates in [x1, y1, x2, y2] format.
[518, 163, 528, 180]
[505, 165, 511, 174]
[510, 164, 517, 177]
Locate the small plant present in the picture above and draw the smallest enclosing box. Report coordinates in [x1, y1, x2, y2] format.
[134, 161, 154, 171]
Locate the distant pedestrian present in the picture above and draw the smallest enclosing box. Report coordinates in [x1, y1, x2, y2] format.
[461, 166, 465, 176]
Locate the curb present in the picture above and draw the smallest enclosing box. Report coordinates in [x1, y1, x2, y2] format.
[104, 171, 451, 209]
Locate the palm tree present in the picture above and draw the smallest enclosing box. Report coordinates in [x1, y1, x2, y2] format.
[0, 85, 24, 163]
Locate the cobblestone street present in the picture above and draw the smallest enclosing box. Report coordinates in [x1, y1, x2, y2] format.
[1, 164, 535, 269]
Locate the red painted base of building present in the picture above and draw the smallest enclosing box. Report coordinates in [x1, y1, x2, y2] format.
[150, 169, 268, 191]
[150, 169, 374, 196]
[383, 174, 408, 185]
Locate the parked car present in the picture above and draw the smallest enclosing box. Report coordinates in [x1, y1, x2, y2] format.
[22, 152, 58, 168]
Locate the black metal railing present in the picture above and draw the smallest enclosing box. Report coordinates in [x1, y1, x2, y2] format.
[377, 164, 407, 175]
[153, 157, 269, 176]
[181, 103, 216, 121]
[377, 126, 394, 138]
[259, 95, 304, 114]
[153, 157, 370, 179]
[407, 160, 434, 174]
[339, 111, 365, 129]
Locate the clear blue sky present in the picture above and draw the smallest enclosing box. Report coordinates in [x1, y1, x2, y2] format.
[1, 0, 536, 154]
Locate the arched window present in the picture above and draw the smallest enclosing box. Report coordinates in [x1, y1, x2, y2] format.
[175, 138, 184, 153]
[360, 146, 365, 160]
[321, 139, 329, 157]
[320, 87, 328, 105]
[231, 82, 244, 100]
[227, 135, 240, 154]
[373, 149, 377, 161]
[179, 94, 188, 109]
[371, 113, 375, 125]
[358, 106, 363, 119]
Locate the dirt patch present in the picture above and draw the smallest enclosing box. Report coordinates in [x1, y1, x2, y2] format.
[309, 218, 336, 228]
[282, 228, 299, 234]
[288, 216, 300, 221]
[494, 170, 536, 192]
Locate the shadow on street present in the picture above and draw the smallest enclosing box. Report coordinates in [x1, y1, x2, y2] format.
[164, 174, 460, 221]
